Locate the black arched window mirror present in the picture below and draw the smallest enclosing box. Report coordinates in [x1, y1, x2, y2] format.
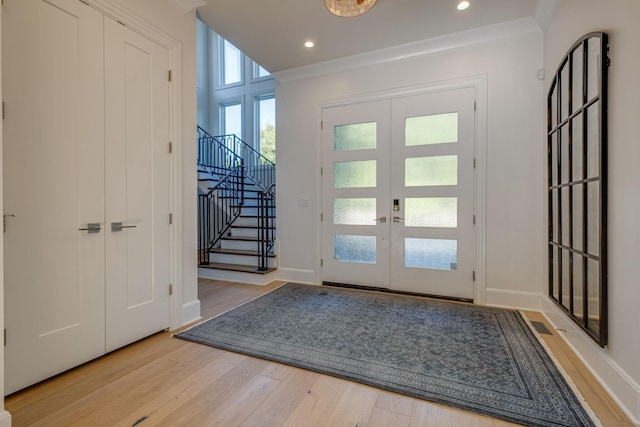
[547, 32, 609, 347]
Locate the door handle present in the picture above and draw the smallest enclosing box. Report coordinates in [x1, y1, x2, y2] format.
[393, 216, 404, 222]
[78, 223, 101, 233]
[3, 214, 16, 233]
[111, 222, 137, 232]
[373, 216, 387, 223]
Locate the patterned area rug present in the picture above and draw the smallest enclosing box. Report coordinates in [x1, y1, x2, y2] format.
[177, 283, 599, 427]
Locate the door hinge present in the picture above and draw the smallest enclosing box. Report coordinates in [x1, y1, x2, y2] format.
[168, 70, 172, 82]
[320, 167, 323, 176]
[320, 213, 323, 221]
[2, 101, 5, 120]
[473, 271, 476, 282]
[474, 101, 477, 111]
[4, 329, 6, 347]
[320, 259, 323, 267]
[320, 120, 323, 130]
[473, 215, 476, 225]
[169, 213, 173, 225]
[169, 284, 173, 296]
[473, 158, 476, 168]
[169, 142, 173, 153]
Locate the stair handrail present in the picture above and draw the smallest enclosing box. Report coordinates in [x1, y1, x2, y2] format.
[197, 126, 242, 172]
[257, 183, 276, 271]
[211, 133, 275, 192]
[198, 164, 245, 265]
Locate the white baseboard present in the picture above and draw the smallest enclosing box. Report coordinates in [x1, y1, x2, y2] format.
[198, 267, 279, 286]
[484, 287, 543, 311]
[0, 410, 11, 427]
[483, 287, 640, 425]
[180, 299, 201, 328]
[275, 267, 316, 285]
[540, 298, 640, 427]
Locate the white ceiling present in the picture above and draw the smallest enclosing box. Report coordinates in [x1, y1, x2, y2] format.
[196, 0, 550, 74]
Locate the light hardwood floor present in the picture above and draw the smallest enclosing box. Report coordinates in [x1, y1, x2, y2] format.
[5, 279, 633, 426]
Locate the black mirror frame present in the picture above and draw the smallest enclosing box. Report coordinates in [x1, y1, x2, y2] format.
[547, 32, 609, 347]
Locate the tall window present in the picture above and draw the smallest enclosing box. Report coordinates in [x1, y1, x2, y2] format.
[256, 95, 276, 162]
[196, 19, 276, 159]
[221, 101, 242, 137]
[221, 40, 242, 86]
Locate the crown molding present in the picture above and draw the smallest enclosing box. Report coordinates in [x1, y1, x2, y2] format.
[168, 0, 206, 13]
[274, 17, 541, 83]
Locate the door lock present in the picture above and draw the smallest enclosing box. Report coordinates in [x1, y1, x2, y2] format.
[393, 216, 404, 222]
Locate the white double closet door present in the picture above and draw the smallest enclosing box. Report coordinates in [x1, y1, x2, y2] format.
[3, 0, 171, 394]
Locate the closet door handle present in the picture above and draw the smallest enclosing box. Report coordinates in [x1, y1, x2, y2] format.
[78, 223, 101, 233]
[111, 222, 137, 232]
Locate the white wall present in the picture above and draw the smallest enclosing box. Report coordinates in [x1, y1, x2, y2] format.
[0, 4, 11, 426]
[542, 1, 640, 424]
[106, 0, 200, 326]
[275, 29, 546, 305]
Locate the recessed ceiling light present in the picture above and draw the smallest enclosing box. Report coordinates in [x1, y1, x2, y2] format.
[457, 1, 470, 10]
[304, 41, 315, 48]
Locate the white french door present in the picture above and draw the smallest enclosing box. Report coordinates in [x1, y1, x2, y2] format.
[322, 87, 476, 300]
[3, 0, 171, 393]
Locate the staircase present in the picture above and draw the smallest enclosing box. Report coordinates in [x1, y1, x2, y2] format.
[197, 126, 276, 275]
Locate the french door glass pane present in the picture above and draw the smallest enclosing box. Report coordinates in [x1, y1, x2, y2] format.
[405, 112, 458, 146]
[333, 198, 376, 225]
[405, 198, 457, 228]
[404, 238, 457, 270]
[405, 156, 457, 187]
[334, 235, 376, 264]
[334, 160, 376, 188]
[334, 122, 376, 151]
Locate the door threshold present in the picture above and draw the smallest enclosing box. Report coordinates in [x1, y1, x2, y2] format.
[321, 281, 473, 303]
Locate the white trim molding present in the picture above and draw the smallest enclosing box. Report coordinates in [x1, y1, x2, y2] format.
[274, 17, 541, 83]
[316, 75, 488, 300]
[169, 0, 205, 13]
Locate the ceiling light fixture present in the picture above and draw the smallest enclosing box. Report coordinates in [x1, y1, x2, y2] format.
[457, 1, 470, 10]
[304, 41, 315, 48]
[325, 0, 377, 17]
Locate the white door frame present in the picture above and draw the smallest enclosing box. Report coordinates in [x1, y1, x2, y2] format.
[82, 0, 185, 329]
[317, 75, 488, 303]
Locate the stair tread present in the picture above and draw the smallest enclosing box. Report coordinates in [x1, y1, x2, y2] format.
[220, 235, 263, 242]
[199, 262, 277, 274]
[210, 247, 276, 257]
[230, 225, 275, 229]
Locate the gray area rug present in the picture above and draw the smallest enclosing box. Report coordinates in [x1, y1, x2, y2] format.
[177, 283, 598, 427]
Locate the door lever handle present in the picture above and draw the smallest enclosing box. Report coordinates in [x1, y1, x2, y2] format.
[393, 216, 404, 222]
[373, 216, 387, 223]
[111, 222, 137, 232]
[78, 223, 101, 233]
